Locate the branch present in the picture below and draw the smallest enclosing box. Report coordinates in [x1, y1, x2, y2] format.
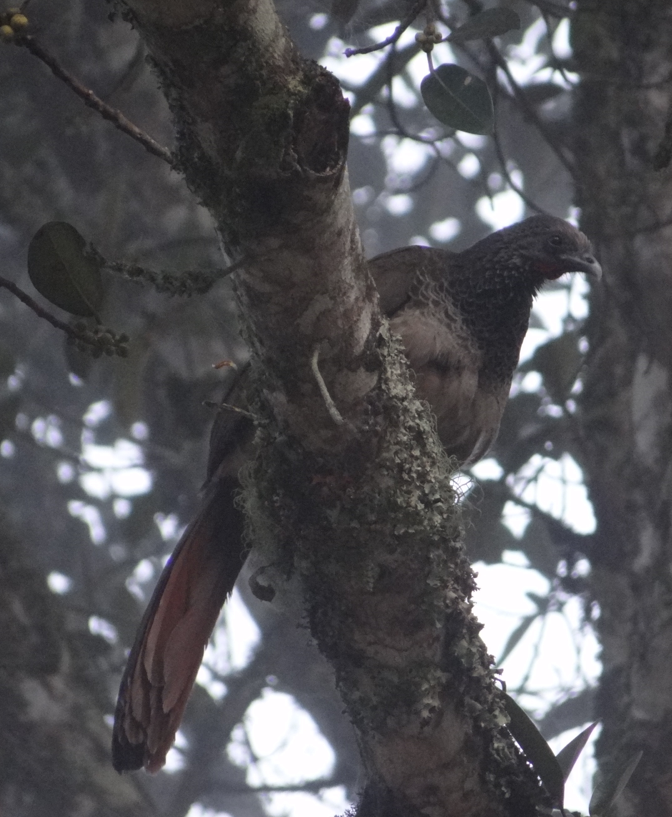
[344, 0, 427, 56]
[487, 40, 575, 177]
[0, 274, 129, 357]
[103, 254, 249, 295]
[18, 35, 173, 165]
[349, 40, 420, 116]
[310, 346, 345, 426]
[0, 276, 129, 357]
[0, 274, 80, 338]
[491, 87, 548, 215]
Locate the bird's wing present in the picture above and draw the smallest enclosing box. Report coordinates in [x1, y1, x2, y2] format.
[368, 245, 451, 316]
[371, 245, 515, 465]
[112, 372, 253, 773]
[371, 245, 490, 463]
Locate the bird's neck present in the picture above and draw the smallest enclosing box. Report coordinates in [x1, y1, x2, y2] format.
[439, 258, 540, 382]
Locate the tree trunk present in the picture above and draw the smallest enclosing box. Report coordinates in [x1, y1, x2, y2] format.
[115, 0, 542, 814]
[573, 2, 672, 814]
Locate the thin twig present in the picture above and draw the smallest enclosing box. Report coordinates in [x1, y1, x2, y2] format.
[207, 777, 343, 795]
[18, 35, 173, 165]
[0, 274, 128, 356]
[203, 400, 258, 422]
[539, 9, 576, 89]
[623, 213, 672, 234]
[103, 254, 249, 294]
[486, 40, 575, 177]
[490, 83, 548, 215]
[218, 254, 250, 278]
[384, 45, 445, 144]
[345, 0, 427, 57]
[349, 41, 420, 117]
[310, 346, 344, 426]
[381, 52, 494, 202]
[388, 153, 440, 194]
[104, 261, 215, 295]
[0, 274, 83, 340]
[11, 426, 83, 466]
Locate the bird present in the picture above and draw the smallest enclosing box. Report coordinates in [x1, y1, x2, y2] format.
[111, 214, 601, 773]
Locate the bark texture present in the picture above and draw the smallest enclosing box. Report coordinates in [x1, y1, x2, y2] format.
[573, 2, 672, 814]
[115, 0, 543, 814]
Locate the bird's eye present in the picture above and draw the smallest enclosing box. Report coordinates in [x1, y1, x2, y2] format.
[548, 234, 563, 247]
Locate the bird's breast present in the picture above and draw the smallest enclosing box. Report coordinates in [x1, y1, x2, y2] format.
[389, 305, 507, 465]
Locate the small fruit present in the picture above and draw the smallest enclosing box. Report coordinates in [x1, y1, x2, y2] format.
[9, 13, 28, 31]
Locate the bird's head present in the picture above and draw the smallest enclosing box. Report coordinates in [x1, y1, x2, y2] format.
[497, 215, 602, 282]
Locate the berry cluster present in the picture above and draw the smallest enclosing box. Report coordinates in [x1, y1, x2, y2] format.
[0, 7, 28, 41]
[68, 323, 130, 358]
[414, 23, 443, 53]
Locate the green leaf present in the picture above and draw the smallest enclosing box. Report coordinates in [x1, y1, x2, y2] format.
[448, 8, 521, 44]
[27, 222, 103, 317]
[421, 64, 493, 135]
[504, 693, 565, 807]
[589, 750, 643, 816]
[555, 722, 599, 782]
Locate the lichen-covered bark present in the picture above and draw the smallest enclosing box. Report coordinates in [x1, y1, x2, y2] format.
[242, 331, 541, 817]
[572, 2, 672, 814]
[120, 0, 374, 453]
[116, 1, 542, 814]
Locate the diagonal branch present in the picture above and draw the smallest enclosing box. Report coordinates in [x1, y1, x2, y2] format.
[19, 35, 173, 165]
[0, 274, 83, 338]
[345, 0, 427, 56]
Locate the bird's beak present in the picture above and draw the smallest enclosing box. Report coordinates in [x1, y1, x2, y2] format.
[562, 253, 602, 280]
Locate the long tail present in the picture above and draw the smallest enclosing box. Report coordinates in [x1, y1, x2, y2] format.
[112, 473, 247, 773]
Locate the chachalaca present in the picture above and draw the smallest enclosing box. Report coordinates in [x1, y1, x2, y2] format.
[112, 214, 601, 772]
